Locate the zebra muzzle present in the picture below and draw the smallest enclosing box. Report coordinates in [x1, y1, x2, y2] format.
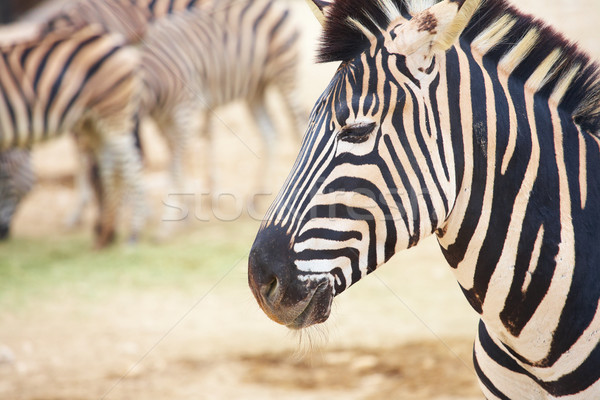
[248, 226, 334, 328]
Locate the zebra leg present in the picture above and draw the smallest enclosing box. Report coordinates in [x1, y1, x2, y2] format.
[115, 133, 146, 243]
[65, 137, 94, 228]
[155, 109, 197, 236]
[88, 153, 105, 241]
[159, 123, 183, 199]
[166, 109, 196, 198]
[199, 109, 219, 203]
[94, 133, 145, 248]
[93, 141, 118, 248]
[248, 96, 278, 209]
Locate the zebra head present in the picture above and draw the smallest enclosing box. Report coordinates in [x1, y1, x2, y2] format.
[248, 0, 480, 328]
[0, 149, 34, 240]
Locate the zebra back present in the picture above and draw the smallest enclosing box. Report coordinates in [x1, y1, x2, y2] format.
[43, 0, 151, 43]
[133, 0, 200, 19]
[42, 0, 208, 43]
[0, 24, 141, 150]
[140, 0, 301, 112]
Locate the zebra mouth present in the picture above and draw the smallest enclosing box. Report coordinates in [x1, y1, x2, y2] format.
[286, 281, 333, 330]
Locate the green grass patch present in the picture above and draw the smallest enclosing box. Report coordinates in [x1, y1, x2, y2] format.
[0, 220, 259, 309]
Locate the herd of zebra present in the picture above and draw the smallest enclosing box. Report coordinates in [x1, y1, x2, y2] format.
[1, 0, 600, 398]
[0, 0, 304, 247]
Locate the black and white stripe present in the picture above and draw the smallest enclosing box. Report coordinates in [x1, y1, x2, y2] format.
[0, 24, 145, 247]
[2, 0, 304, 238]
[140, 0, 304, 196]
[44, 0, 304, 207]
[43, 0, 201, 42]
[248, 0, 600, 398]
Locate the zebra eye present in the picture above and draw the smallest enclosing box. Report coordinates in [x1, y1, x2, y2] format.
[337, 122, 377, 144]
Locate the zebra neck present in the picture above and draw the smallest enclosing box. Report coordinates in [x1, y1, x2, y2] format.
[435, 33, 600, 369]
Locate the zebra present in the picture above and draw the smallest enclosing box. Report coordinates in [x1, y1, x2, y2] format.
[0, 23, 145, 247]
[139, 0, 304, 206]
[247, 0, 600, 398]
[0, 0, 176, 236]
[42, 0, 304, 226]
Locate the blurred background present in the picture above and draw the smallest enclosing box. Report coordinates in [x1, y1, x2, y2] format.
[1, 0, 598, 399]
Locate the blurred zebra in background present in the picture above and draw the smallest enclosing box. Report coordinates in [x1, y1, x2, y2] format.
[46, 0, 305, 226]
[140, 0, 304, 209]
[44, 0, 156, 42]
[0, 23, 145, 247]
[0, 0, 146, 242]
[0, 0, 304, 240]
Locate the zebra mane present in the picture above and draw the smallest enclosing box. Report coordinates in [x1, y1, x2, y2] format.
[318, 0, 600, 134]
[317, 0, 410, 64]
[465, 0, 600, 134]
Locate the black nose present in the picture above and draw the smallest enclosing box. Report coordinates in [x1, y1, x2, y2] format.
[248, 225, 294, 307]
[0, 224, 10, 240]
[249, 225, 321, 326]
[249, 224, 336, 328]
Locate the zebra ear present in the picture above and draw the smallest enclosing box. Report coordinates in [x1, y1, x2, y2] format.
[387, 0, 480, 68]
[305, 0, 334, 27]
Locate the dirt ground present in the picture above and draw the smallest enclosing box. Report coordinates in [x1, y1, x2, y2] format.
[0, 232, 482, 400]
[1, 1, 599, 399]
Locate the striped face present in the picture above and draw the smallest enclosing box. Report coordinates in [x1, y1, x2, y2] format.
[249, 30, 459, 329]
[248, 0, 477, 329]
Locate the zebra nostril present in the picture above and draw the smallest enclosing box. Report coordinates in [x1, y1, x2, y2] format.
[248, 225, 295, 310]
[264, 277, 280, 303]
